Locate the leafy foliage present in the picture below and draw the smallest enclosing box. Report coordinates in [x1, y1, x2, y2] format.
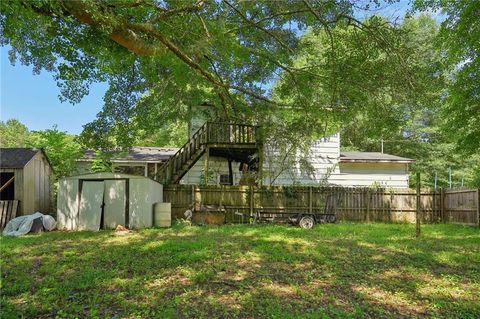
[282, 13, 480, 188]
[1, 0, 414, 148]
[27, 126, 83, 178]
[90, 150, 113, 173]
[414, 0, 480, 154]
[0, 119, 29, 147]
[0, 120, 83, 178]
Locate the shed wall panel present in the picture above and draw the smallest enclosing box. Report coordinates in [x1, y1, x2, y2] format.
[22, 159, 35, 214]
[57, 179, 79, 230]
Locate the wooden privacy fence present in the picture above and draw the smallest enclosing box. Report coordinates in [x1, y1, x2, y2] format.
[0, 200, 19, 230]
[163, 186, 480, 226]
[443, 188, 480, 226]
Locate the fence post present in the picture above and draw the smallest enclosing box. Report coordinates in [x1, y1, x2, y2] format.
[220, 185, 224, 208]
[249, 186, 254, 217]
[416, 173, 421, 238]
[476, 188, 480, 228]
[309, 186, 313, 214]
[366, 188, 371, 222]
[191, 185, 195, 210]
[440, 188, 445, 223]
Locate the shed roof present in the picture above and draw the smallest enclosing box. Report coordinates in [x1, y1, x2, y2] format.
[0, 148, 44, 168]
[79, 147, 179, 163]
[61, 171, 161, 182]
[339, 152, 414, 163]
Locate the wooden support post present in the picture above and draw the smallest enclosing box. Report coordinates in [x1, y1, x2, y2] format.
[308, 186, 313, 214]
[257, 144, 263, 186]
[228, 159, 233, 185]
[440, 187, 445, 223]
[220, 185, 224, 213]
[204, 147, 209, 185]
[416, 172, 421, 238]
[249, 186, 254, 218]
[476, 188, 480, 228]
[167, 160, 174, 183]
[194, 186, 201, 212]
[366, 188, 370, 223]
[190, 185, 195, 211]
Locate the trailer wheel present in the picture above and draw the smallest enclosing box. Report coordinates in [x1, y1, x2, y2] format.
[326, 215, 337, 223]
[299, 216, 315, 229]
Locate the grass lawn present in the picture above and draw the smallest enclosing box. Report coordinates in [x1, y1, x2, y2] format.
[1, 223, 479, 318]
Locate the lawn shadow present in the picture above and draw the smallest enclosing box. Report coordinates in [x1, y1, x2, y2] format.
[1, 224, 479, 318]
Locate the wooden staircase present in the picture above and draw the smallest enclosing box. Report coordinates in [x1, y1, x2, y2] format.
[156, 122, 259, 184]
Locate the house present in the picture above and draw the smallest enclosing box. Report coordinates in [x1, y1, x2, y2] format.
[74, 122, 413, 188]
[175, 129, 413, 188]
[0, 148, 53, 215]
[75, 147, 178, 178]
[333, 152, 414, 188]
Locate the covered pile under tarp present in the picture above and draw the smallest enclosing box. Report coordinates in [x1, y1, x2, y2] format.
[2, 213, 56, 237]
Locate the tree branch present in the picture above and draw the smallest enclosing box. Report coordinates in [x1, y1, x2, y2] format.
[223, 0, 294, 53]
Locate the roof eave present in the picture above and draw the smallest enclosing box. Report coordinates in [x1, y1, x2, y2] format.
[339, 159, 415, 164]
[76, 159, 169, 163]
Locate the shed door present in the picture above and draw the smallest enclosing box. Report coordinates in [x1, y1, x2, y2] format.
[103, 180, 126, 229]
[78, 181, 104, 231]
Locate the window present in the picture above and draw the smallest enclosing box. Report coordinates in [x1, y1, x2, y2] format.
[0, 172, 15, 200]
[219, 174, 230, 185]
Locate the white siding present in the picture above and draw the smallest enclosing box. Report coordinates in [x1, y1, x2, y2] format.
[260, 133, 410, 188]
[329, 162, 409, 188]
[263, 133, 340, 186]
[180, 155, 243, 185]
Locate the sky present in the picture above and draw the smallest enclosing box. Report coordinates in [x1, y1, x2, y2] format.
[0, 0, 417, 135]
[0, 45, 107, 134]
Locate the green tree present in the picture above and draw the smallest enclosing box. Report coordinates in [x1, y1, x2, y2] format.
[414, 1, 480, 154]
[90, 151, 113, 173]
[1, 0, 414, 148]
[27, 126, 83, 178]
[273, 13, 480, 188]
[134, 120, 188, 148]
[0, 119, 30, 147]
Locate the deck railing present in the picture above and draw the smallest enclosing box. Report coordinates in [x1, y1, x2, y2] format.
[206, 122, 259, 145]
[156, 122, 260, 183]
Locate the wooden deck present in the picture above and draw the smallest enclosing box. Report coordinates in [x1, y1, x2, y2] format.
[156, 122, 262, 184]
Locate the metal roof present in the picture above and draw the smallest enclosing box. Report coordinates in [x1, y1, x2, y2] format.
[79, 147, 179, 163]
[339, 152, 414, 163]
[0, 148, 42, 168]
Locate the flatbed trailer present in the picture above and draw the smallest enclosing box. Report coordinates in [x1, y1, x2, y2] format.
[253, 208, 336, 229]
[252, 191, 342, 229]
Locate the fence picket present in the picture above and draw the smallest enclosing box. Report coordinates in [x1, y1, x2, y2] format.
[163, 185, 478, 226]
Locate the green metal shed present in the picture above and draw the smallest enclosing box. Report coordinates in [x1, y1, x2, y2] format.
[57, 172, 163, 230]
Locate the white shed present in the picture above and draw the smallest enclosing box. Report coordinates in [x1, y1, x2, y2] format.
[57, 172, 163, 230]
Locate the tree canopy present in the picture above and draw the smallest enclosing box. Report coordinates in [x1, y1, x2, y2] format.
[1, 0, 412, 147]
[414, 1, 480, 154]
[1, 1, 478, 186]
[0, 120, 82, 178]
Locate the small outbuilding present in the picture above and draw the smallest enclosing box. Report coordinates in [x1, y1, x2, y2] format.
[0, 148, 53, 216]
[57, 172, 163, 231]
